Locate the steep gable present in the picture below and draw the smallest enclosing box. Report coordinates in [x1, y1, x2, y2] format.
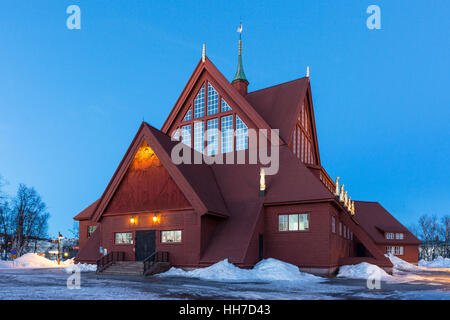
[246, 78, 321, 165]
[90, 122, 229, 222]
[104, 141, 191, 214]
[161, 57, 279, 145]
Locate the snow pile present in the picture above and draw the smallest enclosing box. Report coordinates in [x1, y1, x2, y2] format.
[0, 253, 95, 271]
[0, 253, 65, 269]
[65, 263, 97, 273]
[385, 254, 420, 272]
[337, 262, 393, 281]
[158, 258, 322, 283]
[419, 256, 450, 268]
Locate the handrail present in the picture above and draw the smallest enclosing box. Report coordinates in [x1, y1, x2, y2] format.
[143, 251, 169, 275]
[96, 251, 125, 273]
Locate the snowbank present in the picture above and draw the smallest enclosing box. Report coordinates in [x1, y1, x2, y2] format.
[419, 256, 450, 268]
[65, 263, 97, 273]
[158, 258, 322, 283]
[385, 254, 420, 272]
[337, 262, 393, 281]
[0, 253, 96, 272]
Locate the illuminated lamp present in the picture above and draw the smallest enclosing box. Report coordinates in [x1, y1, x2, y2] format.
[130, 216, 136, 225]
[152, 214, 158, 223]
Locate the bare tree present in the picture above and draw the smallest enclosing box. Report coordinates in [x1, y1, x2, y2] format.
[418, 214, 442, 244]
[441, 215, 450, 244]
[11, 184, 50, 256]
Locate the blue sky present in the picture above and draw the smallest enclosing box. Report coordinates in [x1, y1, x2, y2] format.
[0, 1, 448, 237]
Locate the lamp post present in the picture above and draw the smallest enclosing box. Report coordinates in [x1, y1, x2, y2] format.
[57, 233, 63, 265]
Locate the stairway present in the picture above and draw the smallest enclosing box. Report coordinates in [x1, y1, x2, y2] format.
[98, 261, 144, 276]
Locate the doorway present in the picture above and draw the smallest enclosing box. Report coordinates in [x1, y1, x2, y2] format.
[135, 230, 156, 261]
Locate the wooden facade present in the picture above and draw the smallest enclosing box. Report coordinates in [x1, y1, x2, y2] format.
[74, 55, 420, 275]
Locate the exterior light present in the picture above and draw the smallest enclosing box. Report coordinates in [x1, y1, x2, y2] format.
[64, 252, 69, 257]
[130, 217, 136, 224]
[259, 169, 266, 197]
[152, 214, 157, 223]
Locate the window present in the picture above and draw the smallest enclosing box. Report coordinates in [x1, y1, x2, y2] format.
[194, 122, 204, 153]
[343, 225, 347, 239]
[181, 125, 192, 148]
[279, 215, 288, 231]
[221, 98, 232, 112]
[171, 129, 180, 141]
[207, 118, 219, 155]
[236, 115, 248, 151]
[221, 115, 233, 153]
[115, 232, 133, 244]
[385, 232, 395, 240]
[386, 246, 404, 255]
[395, 233, 404, 240]
[351, 232, 353, 240]
[183, 107, 192, 121]
[194, 85, 205, 118]
[87, 226, 97, 238]
[331, 216, 336, 233]
[279, 214, 309, 231]
[161, 230, 182, 243]
[207, 83, 219, 115]
[339, 222, 342, 236]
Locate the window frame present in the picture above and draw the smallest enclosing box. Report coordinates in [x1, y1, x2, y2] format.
[160, 230, 183, 244]
[87, 225, 97, 238]
[114, 232, 134, 245]
[277, 213, 310, 233]
[331, 216, 336, 234]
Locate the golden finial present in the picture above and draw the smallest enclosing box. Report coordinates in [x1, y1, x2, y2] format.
[339, 184, 345, 202]
[202, 43, 206, 62]
[306, 66, 310, 78]
[335, 176, 340, 197]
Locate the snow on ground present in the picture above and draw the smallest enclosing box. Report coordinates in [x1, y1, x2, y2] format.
[158, 258, 323, 283]
[337, 262, 393, 281]
[385, 254, 421, 272]
[0, 253, 96, 272]
[419, 256, 450, 269]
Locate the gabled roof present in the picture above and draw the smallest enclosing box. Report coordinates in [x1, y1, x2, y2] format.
[85, 122, 229, 222]
[199, 145, 334, 263]
[246, 78, 308, 144]
[354, 201, 421, 245]
[161, 57, 279, 144]
[246, 77, 321, 164]
[74, 199, 99, 221]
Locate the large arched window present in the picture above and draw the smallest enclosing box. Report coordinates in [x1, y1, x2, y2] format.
[292, 101, 315, 165]
[172, 81, 249, 154]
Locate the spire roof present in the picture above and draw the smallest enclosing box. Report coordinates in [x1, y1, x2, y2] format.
[232, 23, 248, 84]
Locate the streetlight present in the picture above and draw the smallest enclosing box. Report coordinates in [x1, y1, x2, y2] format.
[57, 233, 63, 265]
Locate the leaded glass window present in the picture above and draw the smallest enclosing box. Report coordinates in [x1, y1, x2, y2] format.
[221, 98, 232, 112]
[207, 118, 219, 156]
[171, 129, 180, 141]
[183, 107, 192, 121]
[181, 125, 191, 148]
[236, 115, 248, 151]
[194, 85, 205, 118]
[194, 122, 204, 153]
[207, 83, 219, 115]
[221, 115, 233, 153]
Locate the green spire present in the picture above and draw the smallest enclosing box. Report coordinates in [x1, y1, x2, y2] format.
[233, 40, 248, 83]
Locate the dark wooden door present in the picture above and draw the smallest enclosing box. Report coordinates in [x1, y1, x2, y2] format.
[135, 230, 156, 261]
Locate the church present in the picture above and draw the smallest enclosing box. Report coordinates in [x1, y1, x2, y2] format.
[74, 35, 420, 275]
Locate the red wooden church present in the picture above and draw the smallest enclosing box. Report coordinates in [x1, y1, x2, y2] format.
[74, 38, 420, 275]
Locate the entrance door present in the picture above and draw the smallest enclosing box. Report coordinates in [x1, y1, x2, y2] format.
[135, 230, 156, 261]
